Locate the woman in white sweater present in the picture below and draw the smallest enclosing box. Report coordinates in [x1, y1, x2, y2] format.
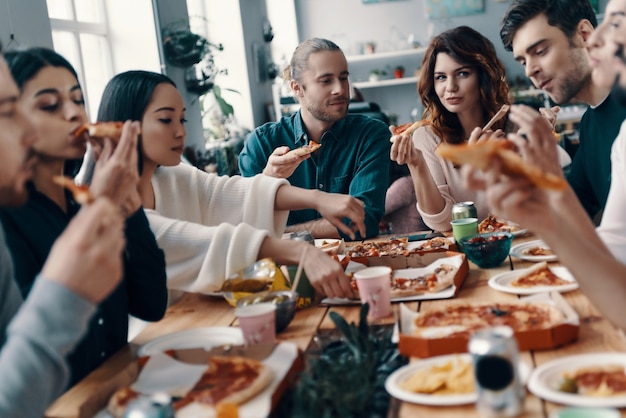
[95, 70, 364, 300]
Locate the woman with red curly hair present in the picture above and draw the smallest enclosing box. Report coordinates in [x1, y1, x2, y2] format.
[390, 26, 511, 231]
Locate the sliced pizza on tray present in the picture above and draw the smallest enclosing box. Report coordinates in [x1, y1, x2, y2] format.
[108, 354, 272, 418]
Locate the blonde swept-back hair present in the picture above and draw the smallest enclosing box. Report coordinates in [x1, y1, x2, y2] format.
[283, 38, 342, 84]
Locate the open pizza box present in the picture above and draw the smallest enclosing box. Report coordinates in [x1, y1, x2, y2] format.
[344, 240, 459, 269]
[398, 291, 580, 358]
[322, 251, 469, 305]
[46, 342, 303, 418]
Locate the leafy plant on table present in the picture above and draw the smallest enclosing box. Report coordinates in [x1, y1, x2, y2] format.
[275, 304, 407, 418]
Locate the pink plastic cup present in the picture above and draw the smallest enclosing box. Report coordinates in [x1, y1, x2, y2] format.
[235, 303, 276, 345]
[354, 266, 392, 321]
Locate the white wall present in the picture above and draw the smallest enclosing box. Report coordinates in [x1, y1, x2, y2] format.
[0, 0, 53, 49]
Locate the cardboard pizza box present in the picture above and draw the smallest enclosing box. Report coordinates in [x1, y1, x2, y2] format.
[344, 240, 462, 269]
[45, 342, 303, 418]
[397, 291, 580, 358]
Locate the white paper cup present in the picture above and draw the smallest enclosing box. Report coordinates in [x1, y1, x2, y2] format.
[354, 266, 392, 321]
[235, 303, 276, 345]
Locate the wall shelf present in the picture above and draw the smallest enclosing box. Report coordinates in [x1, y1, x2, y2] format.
[352, 76, 418, 89]
[346, 48, 426, 63]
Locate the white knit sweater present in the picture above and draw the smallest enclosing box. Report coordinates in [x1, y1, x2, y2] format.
[145, 163, 289, 295]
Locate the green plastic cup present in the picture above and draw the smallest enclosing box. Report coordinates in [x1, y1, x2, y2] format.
[450, 217, 478, 244]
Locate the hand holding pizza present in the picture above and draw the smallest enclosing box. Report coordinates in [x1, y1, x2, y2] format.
[389, 124, 426, 167]
[315, 193, 366, 240]
[507, 105, 564, 177]
[89, 121, 142, 217]
[41, 198, 125, 304]
[262, 145, 313, 178]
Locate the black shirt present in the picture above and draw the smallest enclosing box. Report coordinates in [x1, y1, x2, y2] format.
[0, 182, 167, 386]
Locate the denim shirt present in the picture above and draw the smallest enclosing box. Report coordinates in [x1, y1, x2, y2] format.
[239, 111, 390, 239]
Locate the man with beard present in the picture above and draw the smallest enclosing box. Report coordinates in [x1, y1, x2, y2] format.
[0, 51, 126, 417]
[239, 38, 390, 239]
[462, 0, 626, 332]
[500, 0, 626, 222]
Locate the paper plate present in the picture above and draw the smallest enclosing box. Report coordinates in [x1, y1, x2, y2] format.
[488, 266, 578, 295]
[138, 327, 244, 356]
[528, 353, 626, 408]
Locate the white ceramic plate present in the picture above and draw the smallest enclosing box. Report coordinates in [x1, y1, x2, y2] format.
[488, 266, 578, 295]
[528, 353, 626, 408]
[385, 353, 531, 406]
[138, 327, 244, 356]
[314, 238, 342, 253]
[510, 240, 558, 262]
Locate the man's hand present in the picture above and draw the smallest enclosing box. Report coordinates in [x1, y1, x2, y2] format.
[508, 105, 564, 176]
[262, 146, 309, 178]
[315, 193, 366, 240]
[41, 199, 126, 304]
[89, 121, 142, 217]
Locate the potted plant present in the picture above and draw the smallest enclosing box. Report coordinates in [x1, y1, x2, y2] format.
[393, 65, 405, 79]
[369, 69, 386, 82]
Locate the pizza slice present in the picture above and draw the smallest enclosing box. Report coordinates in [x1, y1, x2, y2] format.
[510, 262, 570, 288]
[73, 121, 126, 142]
[175, 355, 273, 411]
[392, 120, 429, 136]
[108, 355, 272, 418]
[52, 175, 94, 205]
[560, 365, 626, 396]
[286, 140, 322, 157]
[415, 236, 452, 252]
[436, 139, 567, 190]
[478, 214, 521, 234]
[389, 263, 457, 298]
[522, 246, 554, 256]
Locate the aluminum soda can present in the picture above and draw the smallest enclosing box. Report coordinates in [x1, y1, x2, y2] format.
[123, 393, 175, 418]
[468, 326, 524, 418]
[452, 201, 478, 220]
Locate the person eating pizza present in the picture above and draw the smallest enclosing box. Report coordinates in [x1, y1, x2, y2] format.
[238, 38, 391, 240]
[90, 69, 365, 301]
[0, 46, 127, 418]
[464, 0, 626, 333]
[389, 26, 514, 233]
[0, 47, 169, 387]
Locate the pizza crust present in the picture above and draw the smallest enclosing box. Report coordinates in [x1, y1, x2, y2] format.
[286, 140, 321, 157]
[436, 140, 567, 190]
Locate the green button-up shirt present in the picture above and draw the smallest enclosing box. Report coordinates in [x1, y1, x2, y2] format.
[239, 111, 390, 239]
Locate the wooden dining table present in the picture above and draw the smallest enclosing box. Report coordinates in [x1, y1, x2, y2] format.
[46, 232, 626, 418]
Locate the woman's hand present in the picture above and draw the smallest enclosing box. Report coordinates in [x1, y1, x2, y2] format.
[389, 127, 424, 166]
[302, 246, 354, 299]
[467, 127, 505, 145]
[89, 121, 142, 217]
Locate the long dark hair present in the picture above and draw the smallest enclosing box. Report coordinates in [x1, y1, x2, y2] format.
[500, 0, 597, 51]
[4, 47, 84, 176]
[418, 26, 510, 145]
[97, 70, 177, 173]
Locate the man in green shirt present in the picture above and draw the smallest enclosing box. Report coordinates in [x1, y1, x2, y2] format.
[239, 38, 390, 240]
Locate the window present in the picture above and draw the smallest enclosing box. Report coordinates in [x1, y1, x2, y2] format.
[46, 0, 113, 119]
